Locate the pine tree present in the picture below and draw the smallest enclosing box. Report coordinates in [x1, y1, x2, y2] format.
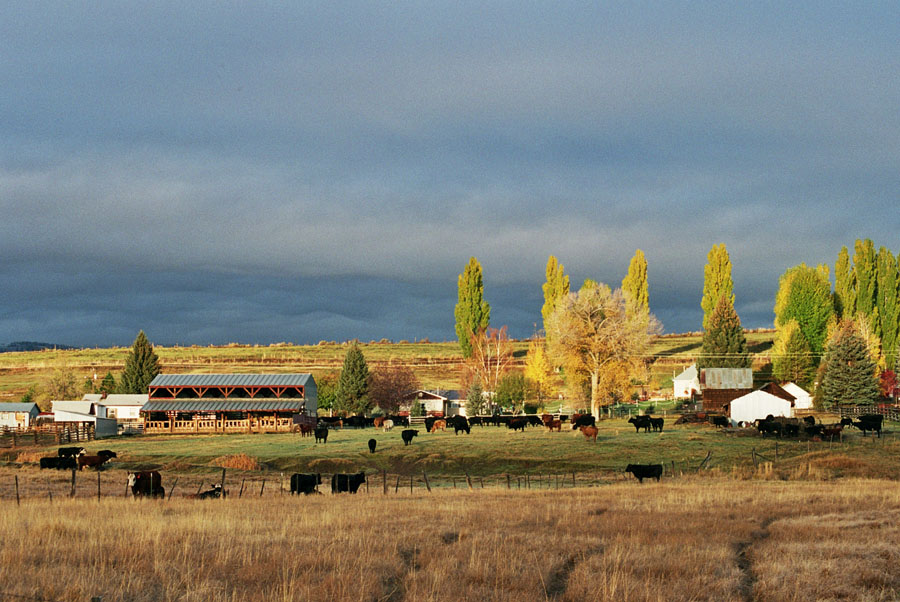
[622, 249, 649, 319]
[454, 257, 491, 358]
[771, 320, 814, 387]
[120, 331, 160, 394]
[853, 238, 877, 319]
[541, 256, 570, 338]
[99, 372, 117, 395]
[465, 379, 486, 416]
[876, 247, 900, 369]
[821, 320, 879, 406]
[335, 343, 370, 415]
[697, 295, 750, 369]
[700, 243, 734, 331]
[773, 264, 834, 357]
[834, 245, 855, 318]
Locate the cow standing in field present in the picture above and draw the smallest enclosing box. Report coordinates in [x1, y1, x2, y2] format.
[450, 416, 470, 435]
[40, 457, 76, 470]
[628, 416, 652, 433]
[545, 419, 562, 432]
[382, 419, 395, 432]
[331, 472, 366, 494]
[58, 447, 85, 458]
[625, 464, 663, 483]
[571, 414, 596, 430]
[77, 455, 110, 471]
[430, 419, 446, 433]
[299, 424, 313, 437]
[128, 471, 165, 498]
[368, 438, 377, 453]
[507, 418, 528, 432]
[580, 425, 598, 442]
[373, 417, 385, 428]
[649, 418, 664, 432]
[401, 429, 418, 445]
[290, 473, 322, 495]
[314, 427, 329, 444]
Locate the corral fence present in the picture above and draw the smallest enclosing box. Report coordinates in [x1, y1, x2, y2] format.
[839, 405, 900, 422]
[0, 423, 94, 449]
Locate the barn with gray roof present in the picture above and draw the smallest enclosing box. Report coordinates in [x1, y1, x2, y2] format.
[142, 373, 316, 434]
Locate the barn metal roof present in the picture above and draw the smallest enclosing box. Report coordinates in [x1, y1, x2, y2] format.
[142, 400, 306, 413]
[0, 403, 39, 413]
[149, 374, 313, 388]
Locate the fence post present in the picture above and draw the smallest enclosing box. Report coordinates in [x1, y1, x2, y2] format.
[383, 470, 387, 495]
[506, 474, 511, 489]
[259, 480, 265, 496]
[409, 475, 413, 494]
[97, 471, 101, 502]
[220, 468, 226, 499]
[572, 472, 576, 487]
[15, 475, 20, 506]
[70, 468, 76, 498]
[423, 472, 431, 493]
[168, 478, 178, 501]
[239, 478, 245, 498]
[465, 471, 473, 490]
[395, 475, 401, 493]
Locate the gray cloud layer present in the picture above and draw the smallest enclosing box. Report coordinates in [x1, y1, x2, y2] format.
[1, 3, 898, 346]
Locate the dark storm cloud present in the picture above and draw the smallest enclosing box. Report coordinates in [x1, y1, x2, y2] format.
[1, 2, 899, 345]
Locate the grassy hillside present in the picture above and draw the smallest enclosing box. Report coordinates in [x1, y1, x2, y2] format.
[0, 331, 776, 404]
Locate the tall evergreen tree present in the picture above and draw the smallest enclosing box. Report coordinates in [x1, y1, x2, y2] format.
[853, 238, 877, 319]
[876, 247, 900, 369]
[541, 255, 570, 338]
[335, 343, 369, 415]
[621, 249, 649, 319]
[771, 320, 814, 387]
[120, 331, 160, 394]
[821, 320, 879, 406]
[99, 371, 117, 395]
[773, 264, 834, 357]
[700, 243, 734, 331]
[697, 294, 750, 369]
[834, 245, 855, 318]
[454, 257, 491, 358]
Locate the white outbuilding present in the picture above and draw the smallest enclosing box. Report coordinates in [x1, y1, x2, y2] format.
[781, 383, 812, 410]
[729, 390, 793, 425]
[673, 364, 700, 399]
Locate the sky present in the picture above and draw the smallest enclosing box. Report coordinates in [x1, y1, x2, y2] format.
[1, 2, 899, 347]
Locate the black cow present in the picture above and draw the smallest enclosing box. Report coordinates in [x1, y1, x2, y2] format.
[625, 463, 663, 483]
[571, 414, 596, 430]
[853, 415, 883, 437]
[628, 416, 652, 433]
[314, 427, 329, 444]
[469, 416, 484, 427]
[424, 416, 441, 433]
[450, 416, 470, 435]
[802, 416, 816, 426]
[649, 417, 664, 432]
[290, 473, 322, 495]
[387, 415, 410, 428]
[840, 417, 855, 428]
[401, 429, 418, 445]
[526, 416, 543, 427]
[507, 418, 528, 432]
[96, 450, 117, 459]
[40, 456, 76, 470]
[368, 438, 377, 453]
[128, 471, 165, 498]
[58, 446, 85, 458]
[804, 424, 825, 438]
[710, 415, 730, 428]
[756, 418, 781, 437]
[332, 472, 366, 494]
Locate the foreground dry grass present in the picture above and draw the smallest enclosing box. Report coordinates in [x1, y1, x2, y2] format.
[1, 479, 899, 601]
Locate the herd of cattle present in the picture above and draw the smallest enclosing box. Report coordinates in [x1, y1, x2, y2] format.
[29, 410, 890, 493]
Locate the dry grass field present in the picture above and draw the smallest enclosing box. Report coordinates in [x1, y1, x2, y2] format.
[0, 479, 897, 601]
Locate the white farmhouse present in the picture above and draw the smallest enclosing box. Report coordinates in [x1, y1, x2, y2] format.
[673, 364, 700, 399]
[0, 403, 40, 429]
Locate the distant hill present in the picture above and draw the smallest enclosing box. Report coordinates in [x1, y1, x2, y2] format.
[0, 341, 76, 353]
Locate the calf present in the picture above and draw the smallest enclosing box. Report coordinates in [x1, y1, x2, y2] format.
[368, 438, 377, 453]
[332, 471, 366, 494]
[545, 419, 562, 432]
[58, 446, 85, 458]
[373, 417, 385, 428]
[96, 450, 117, 459]
[189, 484, 224, 499]
[382, 419, 395, 432]
[628, 416, 651, 433]
[290, 473, 322, 495]
[649, 417, 664, 432]
[128, 471, 165, 498]
[314, 427, 329, 444]
[469, 416, 484, 427]
[430, 419, 446, 433]
[401, 429, 418, 445]
[77, 455, 109, 471]
[710, 415, 730, 428]
[299, 424, 313, 437]
[625, 463, 663, 483]
[580, 425, 598, 442]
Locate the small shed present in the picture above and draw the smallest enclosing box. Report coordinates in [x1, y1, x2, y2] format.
[673, 364, 700, 399]
[729, 390, 793, 425]
[700, 368, 754, 413]
[781, 383, 812, 410]
[0, 403, 40, 429]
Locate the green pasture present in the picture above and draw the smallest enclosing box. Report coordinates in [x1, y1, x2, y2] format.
[19, 417, 899, 482]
